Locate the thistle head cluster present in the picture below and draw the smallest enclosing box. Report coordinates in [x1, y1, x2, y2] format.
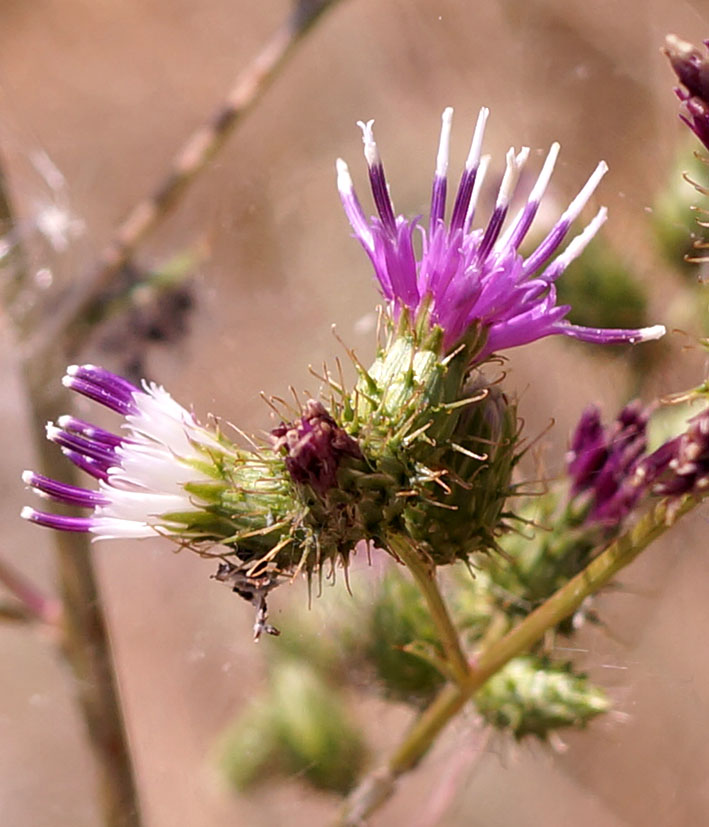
[22, 107, 670, 635]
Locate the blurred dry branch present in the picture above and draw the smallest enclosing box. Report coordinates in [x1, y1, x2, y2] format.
[50, 0, 345, 357]
[0, 555, 61, 626]
[0, 153, 145, 827]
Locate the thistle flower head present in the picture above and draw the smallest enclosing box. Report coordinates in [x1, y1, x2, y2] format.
[21, 365, 239, 540]
[337, 108, 664, 363]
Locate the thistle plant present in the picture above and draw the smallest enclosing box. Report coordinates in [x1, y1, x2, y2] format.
[22, 109, 666, 636]
[8, 20, 709, 827]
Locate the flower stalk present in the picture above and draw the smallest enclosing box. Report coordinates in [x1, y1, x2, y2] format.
[386, 533, 470, 683]
[337, 492, 699, 825]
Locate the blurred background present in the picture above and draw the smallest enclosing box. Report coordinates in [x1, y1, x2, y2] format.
[1, 0, 709, 824]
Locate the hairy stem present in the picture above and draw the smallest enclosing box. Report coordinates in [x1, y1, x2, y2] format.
[338, 494, 697, 825]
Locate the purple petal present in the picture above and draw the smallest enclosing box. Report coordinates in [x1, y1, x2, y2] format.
[21, 507, 94, 532]
[22, 471, 109, 507]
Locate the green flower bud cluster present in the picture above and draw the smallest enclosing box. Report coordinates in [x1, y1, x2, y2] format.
[352, 564, 611, 736]
[335, 323, 520, 565]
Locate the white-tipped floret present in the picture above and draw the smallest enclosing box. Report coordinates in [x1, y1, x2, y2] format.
[561, 160, 608, 225]
[20, 506, 36, 521]
[45, 423, 61, 441]
[464, 154, 491, 231]
[336, 158, 354, 194]
[548, 206, 608, 275]
[435, 107, 454, 179]
[527, 142, 561, 205]
[465, 107, 489, 171]
[335, 157, 374, 250]
[497, 147, 530, 208]
[21, 470, 34, 485]
[635, 324, 666, 342]
[357, 119, 379, 168]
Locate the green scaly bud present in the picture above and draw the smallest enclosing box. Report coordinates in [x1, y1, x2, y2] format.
[475, 655, 611, 739]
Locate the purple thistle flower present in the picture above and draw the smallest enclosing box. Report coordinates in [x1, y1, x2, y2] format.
[664, 34, 709, 151]
[22, 364, 229, 540]
[567, 402, 650, 525]
[337, 108, 665, 362]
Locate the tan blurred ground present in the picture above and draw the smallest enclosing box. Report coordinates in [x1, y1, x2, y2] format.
[1, 1, 709, 825]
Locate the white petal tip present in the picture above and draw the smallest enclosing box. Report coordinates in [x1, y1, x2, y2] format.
[638, 324, 666, 342]
[61, 375, 74, 388]
[336, 158, 353, 191]
[356, 119, 378, 166]
[20, 506, 35, 521]
[436, 108, 454, 177]
[21, 470, 35, 485]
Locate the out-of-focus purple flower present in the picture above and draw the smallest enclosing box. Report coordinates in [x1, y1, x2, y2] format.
[337, 108, 665, 363]
[567, 402, 650, 525]
[22, 364, 229, 540]
[271, 400, 362, 495]
[664, 34, 709, 151]
[639, 407, 709, 499]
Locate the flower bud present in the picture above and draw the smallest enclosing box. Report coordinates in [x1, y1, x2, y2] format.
[475, 655, 611, 739]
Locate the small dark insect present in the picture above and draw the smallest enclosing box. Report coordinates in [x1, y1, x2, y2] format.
[213, 560, 281, 641]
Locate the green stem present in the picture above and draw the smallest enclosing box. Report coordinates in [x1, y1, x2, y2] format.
[337, 494, 697, 825]
[386, 533, 470, 683]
